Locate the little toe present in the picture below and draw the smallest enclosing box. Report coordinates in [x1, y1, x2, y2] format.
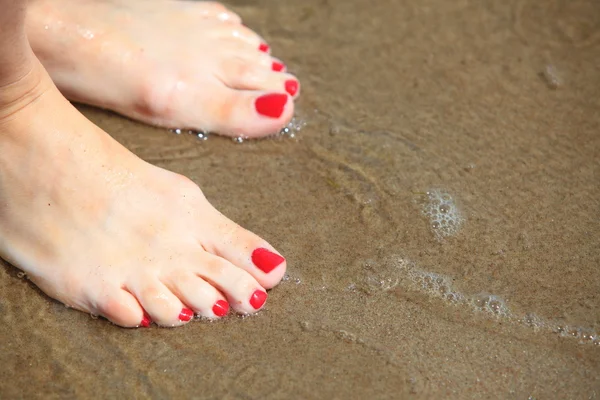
[192, 252, 268, 314]
[163, 272, 229, 319]
[93, 289, 148, 328]
[127, 278, 192, 327]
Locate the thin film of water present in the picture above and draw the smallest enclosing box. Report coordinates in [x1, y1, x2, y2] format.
[168, 116, 308, 143]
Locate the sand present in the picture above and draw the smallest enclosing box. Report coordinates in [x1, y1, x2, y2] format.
[1, 0, 599, 398]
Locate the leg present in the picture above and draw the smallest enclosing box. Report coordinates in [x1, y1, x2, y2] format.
[0, 0, 286, 328]
[26, 0, 300, 138]
[0, 0, 45, 111]
[0, 1, 30, 83]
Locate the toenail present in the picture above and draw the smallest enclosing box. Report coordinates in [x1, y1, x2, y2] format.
[252, 248, 285, 273]
[212, 300, 229, 317]
[250, 290, 268, 310]
[255, 93, 288, 118]
[179, 308, 194, 322]
[284, 80, 299, 97]
[259, 43, 270, 52]
[272, 61, 285, 72]
[140, 313, 152, 328]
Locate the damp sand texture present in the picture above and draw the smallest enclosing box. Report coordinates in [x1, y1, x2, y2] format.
[1, 0, 599, 398]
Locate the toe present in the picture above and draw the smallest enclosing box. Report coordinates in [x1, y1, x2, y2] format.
[200, 215, 287, 290]
[219, 56, 300, 97]
[271, 57, 287, 73]
[163, 271, 229, 319]
[127, 278, 192, 327]
[193, 86, 294, 138]
[93, 289, 147, 328]
[213, 24, 264, 48]
[192, 251, 268, 314]
[218, 48, 292, 76]
[186, 2, 242, 23]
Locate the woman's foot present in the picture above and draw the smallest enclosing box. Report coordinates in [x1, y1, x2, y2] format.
[0, 60, 287, 327]
[26, 0, 300, 138]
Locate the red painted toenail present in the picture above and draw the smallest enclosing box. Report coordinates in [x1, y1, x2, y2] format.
[212, 300, 229, 317]
[252, 248, 285, 273]
[259, 43, 270, 52]
[272, 61, 285, 72]
[140, 313, 151, 328]
[250, 290, 268, 310]
[285, 80, 299, 96]
[255, 93, 287, 118]
[179, 308, 194, 322]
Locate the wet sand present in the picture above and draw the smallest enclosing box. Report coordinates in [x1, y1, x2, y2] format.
[1, 0, 599, 398]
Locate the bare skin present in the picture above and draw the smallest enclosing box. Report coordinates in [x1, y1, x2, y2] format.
[26, 0, 300, 138]
[0, 1, 288, 328]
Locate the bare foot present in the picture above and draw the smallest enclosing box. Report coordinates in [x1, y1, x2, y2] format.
[26, 0, 300, 138]
[0, 60, 287, 327]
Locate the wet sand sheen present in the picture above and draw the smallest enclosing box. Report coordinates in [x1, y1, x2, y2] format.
[1, 0, 599, 398]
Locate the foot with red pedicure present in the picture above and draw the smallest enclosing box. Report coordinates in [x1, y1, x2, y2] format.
[26, 0, 301, 138]
[0, 63, 288, 328]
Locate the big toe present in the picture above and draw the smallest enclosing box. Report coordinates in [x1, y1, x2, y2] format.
[200, 212, 287, 290]
[193, 87, 295, 138]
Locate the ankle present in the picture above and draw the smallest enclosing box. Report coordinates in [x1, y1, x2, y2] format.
[0, 60, 51, 122]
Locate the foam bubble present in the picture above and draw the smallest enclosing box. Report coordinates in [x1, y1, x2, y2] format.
[386, 256, 598, 346]
[420, 189, 464, 240]
[282, 273, 302, 285]
[522, 313, 546, 331]
[471, 294, 510, 317]
[407, 269, 465, 304]
[363, 273, 400, 294]
[169, 116, 306, 142]
[169, 128, 209, 140]
[539, 65, 562, 89]
[279, 116, 307, 138]
[335, 330, 360, 343]
[299, 321, 312, 331]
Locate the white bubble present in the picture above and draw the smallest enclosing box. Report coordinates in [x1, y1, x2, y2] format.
[540, 64, 561, 89]
[420, 189, 464, 240]
[279, 116, 307, 137]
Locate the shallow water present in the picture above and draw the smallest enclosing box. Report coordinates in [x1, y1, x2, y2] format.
[1, 0, 599, 398]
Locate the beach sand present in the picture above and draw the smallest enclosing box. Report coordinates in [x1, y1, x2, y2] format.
[1, 0, 599, 398]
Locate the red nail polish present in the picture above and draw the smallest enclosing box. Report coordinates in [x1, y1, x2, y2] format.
[140, 313, 151, 328]
[284, 80, 299, 96]
[255, 93, 287, 118]
[250, 290, 268, 309]
[212, 300, 229, 317]
[252, 248, 285, 273]
[259, 43, 270, 52]
[179, 308, 194, 322]
[272, 61, 285, 72]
